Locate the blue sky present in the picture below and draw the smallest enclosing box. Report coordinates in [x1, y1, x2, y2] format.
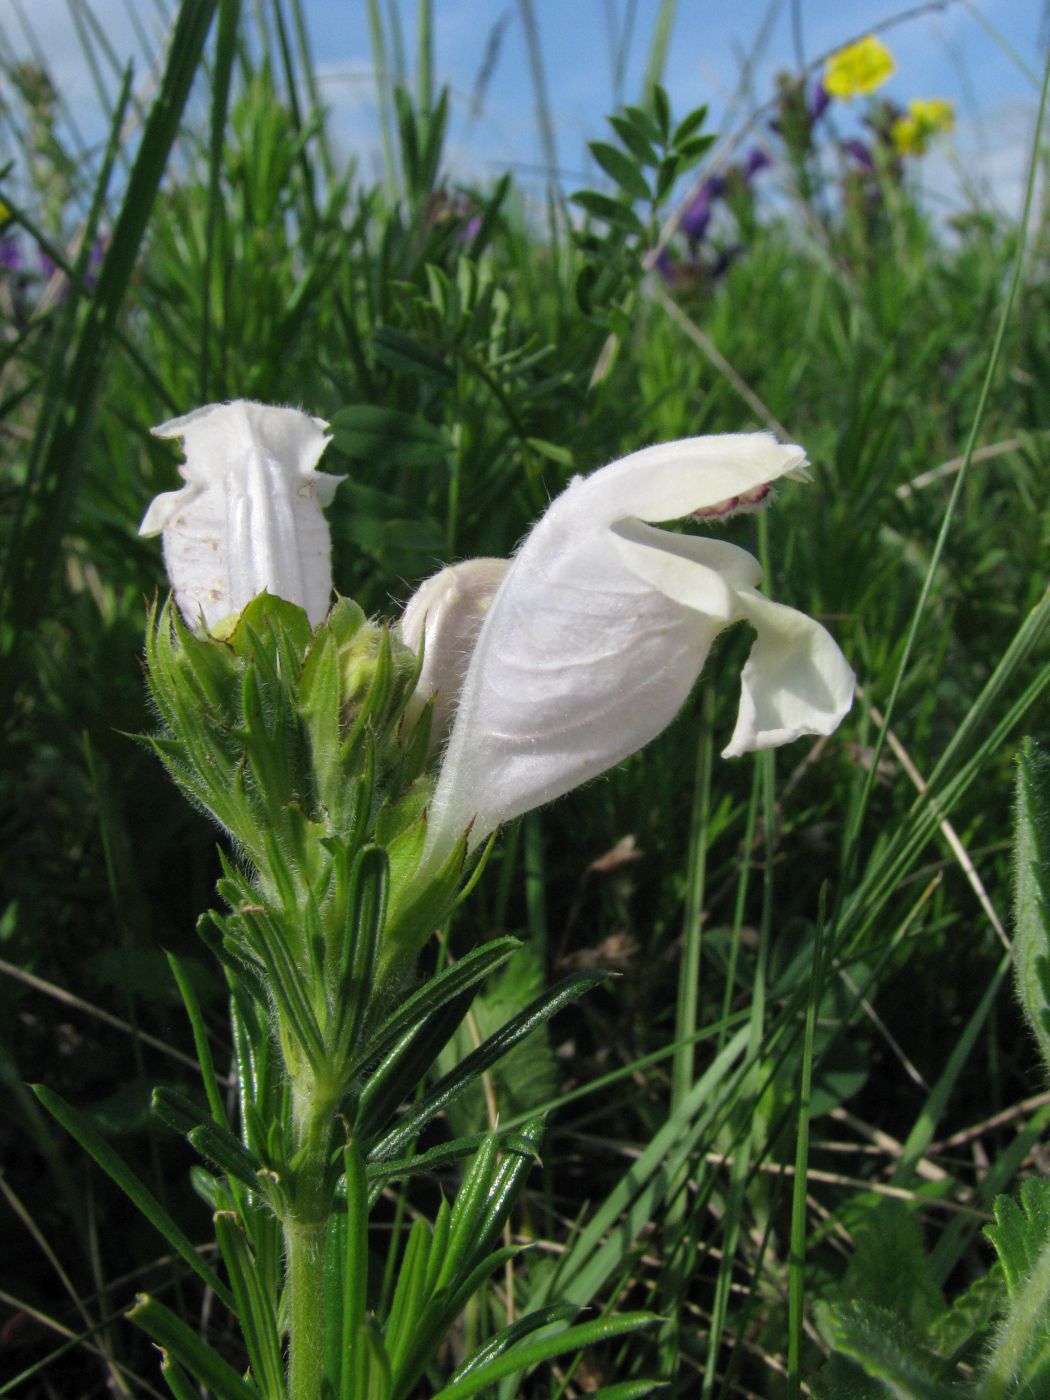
[2, 0, 1044, 215]
[302, 0, 1044, 215]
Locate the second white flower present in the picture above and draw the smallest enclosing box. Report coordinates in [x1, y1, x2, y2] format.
[415, 433, 855, 868]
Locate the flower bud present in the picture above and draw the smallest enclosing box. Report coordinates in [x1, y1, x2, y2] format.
[338, 614, 419, 726]
[399, 558, 509, 742]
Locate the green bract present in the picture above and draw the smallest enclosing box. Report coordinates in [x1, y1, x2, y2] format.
[143, 590, 467, 1075]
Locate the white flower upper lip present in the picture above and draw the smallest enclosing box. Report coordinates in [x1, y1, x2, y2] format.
[408, 433, 854, 871]
[139, 400, 343, 630]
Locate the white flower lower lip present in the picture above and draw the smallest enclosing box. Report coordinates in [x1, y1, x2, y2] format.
[411, 433, 854, 871]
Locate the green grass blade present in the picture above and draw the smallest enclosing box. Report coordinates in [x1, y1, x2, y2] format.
[640, 0, 677, 106]
[839, 40, 1050, 885]
[0, 0, 220, 729]
[540, 1027, 750, 1310]
[787, 896, 825, 1399]
[364, 0, 399, 193]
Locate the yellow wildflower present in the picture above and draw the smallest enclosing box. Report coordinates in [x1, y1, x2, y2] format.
[891, 98, 955, 156]
[909, 98, 955, 131]
[825, 35, 896, 100]
[0, 198, 10, 227]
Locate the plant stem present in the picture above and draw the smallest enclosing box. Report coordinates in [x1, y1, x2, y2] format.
[285, 1079, 336, 1400]
[982, 1234, 1050, 1399]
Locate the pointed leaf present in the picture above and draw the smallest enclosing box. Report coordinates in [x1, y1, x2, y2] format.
[369, 973, 606, 1163]
[213, 1213, 284, 1397]
[353, 936, 521, 1076]
[426, 1313, 659, 1399]
[128, 1294, 257, 1399]
[588, 141, 650, 202]
[34, 1086, 232, 1309]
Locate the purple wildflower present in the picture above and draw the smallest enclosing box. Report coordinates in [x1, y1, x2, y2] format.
[842, 138, 875, 171]
[681, 193, 711, 242]
[39, 249, 57, 279]
[0, 235, 22, 271]
[459, 214, 482, 245]
[681, 174, 726, 243]
[654, 247, 676, 283]
[743, 147, 772, 180]
[810, 81, 830, 124]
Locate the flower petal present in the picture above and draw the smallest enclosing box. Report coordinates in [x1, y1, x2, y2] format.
[562, 433, 808, 527]
[140, 400, 342, 629]
[419, 432, 852, 870]
[722, 589, 855, 757]
[423, 527, 762, 865]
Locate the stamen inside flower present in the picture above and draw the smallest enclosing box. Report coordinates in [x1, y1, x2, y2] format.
[693, 483, 774, 520]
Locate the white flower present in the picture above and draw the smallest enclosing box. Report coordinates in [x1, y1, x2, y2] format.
[399, 557, 509, 742]
[419, 433, 854, 869]
[139, 400, 343, 629]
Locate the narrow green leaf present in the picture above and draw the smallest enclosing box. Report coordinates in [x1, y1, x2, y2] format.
[623, 104, 663, 146]
[651, 83, 671, 139]
[448, 1305, 577, 1382]
[165, 951, 227, 1126]
[188, 1124, 268, 1193]
[1013, 737, 1050, 1072]
[364, 1129, 537, 1189]
[654, 154, 681, 204]
[676, 133, 715, 165]
[341, 1143, 370, 1396]
[438, 1133, 501, 1287]
[355, 988, 478, 1148]
[359, 935, 521, 1074]
[525, 437, 574, 467]
[34, 1086, 233, 1309]
[372, 325, 455, 383]
[427, 1313, 660, 1399]
[160, 1352, 202, 1400]
[370, 973, 606, 1163]
[536, 1028, 749, 1310]
[332, 844, 389, 1059]
[588, 1385, 667, 1399]
[213, 1213, 284, 1398]
[128, 1294, 257, 1399]
[384, 1216, 433, 1372]
[394, 1246, 527, 1398]
[352, 1319, 393, 1400]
